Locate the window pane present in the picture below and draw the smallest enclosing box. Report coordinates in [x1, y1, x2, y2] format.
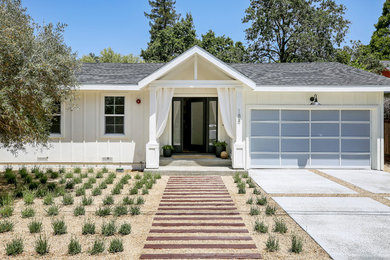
[115, 97, 125, 105]
[341, 124, 370, 137]
[281, 110, 309, 121]
[105, 97, 114, 105]
[311, 139, 339, 153]
[251, 123, 279, 136]
[311, 154, 340, 166]
[341, 155, 370, 166]
[281, 139, 309, 152]
[53, 102, 61, 114]
[105, 125, 115, 134]
[311, 110, 339, 121]
[173, 101, 181, 146]
[191, 101, 204, 145]
[115, 125, 124, 134]
[341, 110, 370, 121]
[115, 105, 124, 114]
[281, 154, 309, 167]
[105, 105, 114, 114]
[115, 116, 124, 124]
[252, 110, 279, 121]
[50, 116, 61, 134]
[311, 123, 339, 137]
[106, 116, 115, 124]
[251, 138, 279, 153]
[341, 139, 370, 153]
[281, 123, 309, 137]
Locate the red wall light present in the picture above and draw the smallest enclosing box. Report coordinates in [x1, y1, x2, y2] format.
[136, 98, 141, 104]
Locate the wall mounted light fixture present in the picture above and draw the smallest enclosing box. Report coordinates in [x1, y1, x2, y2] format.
[310, 94, 320, 106]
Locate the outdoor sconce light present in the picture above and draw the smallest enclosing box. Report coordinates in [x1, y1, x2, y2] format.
[136, 98, 141, 104]
[238, 109, 241, 123]
[310, 94, 320, 106]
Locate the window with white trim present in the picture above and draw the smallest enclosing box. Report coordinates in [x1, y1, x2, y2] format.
[104, 96, 125, 134]
[50, 102, 61, 134]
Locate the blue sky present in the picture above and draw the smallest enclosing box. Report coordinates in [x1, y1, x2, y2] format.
[23, 0, 386, 58]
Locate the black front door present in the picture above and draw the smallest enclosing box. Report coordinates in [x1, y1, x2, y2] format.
[172, 97, 218, 153]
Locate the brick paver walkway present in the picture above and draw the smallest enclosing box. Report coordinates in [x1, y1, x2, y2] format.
[140, 176, 262, 259]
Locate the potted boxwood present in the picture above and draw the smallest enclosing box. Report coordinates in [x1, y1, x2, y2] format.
[213, 140, 227, 157]
[162, 145, 174, 157]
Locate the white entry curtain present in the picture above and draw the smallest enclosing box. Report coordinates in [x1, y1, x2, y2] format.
[156, 88, 174, 138]
[217, 88, 236, 140]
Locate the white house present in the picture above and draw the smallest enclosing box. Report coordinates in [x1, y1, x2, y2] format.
[2, 46, 390, 170]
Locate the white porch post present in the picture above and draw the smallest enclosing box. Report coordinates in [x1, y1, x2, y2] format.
[232, 88, 245, 169]
[146, 87, 159, 168]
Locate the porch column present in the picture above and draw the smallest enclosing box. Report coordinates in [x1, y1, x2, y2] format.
[146, 87, 159, 168]
[232, 88, 245, 169]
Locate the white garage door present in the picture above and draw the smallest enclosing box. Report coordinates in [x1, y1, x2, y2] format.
[250, 109, 371, 168]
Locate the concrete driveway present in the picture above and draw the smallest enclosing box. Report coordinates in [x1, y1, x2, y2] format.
[249, 169, 390, 260]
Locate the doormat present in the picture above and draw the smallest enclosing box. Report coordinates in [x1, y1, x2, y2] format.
[172, 154, 216, 159]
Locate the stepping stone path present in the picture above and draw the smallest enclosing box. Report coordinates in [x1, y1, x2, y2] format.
[140, 176, 262, 259]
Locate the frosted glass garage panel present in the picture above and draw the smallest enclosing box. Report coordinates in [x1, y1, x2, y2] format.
[281, 110, 309, 121]
[341, 110, 370, 121]
[251, 154, 280, 166]
[311, 110, 339, 121]
[251, 110, 279, 121]
[312, 139, 339, 153]
[341, 155, 370, 166]
[281, 154, 309, 167]
[281, 139, 309, 152]
[281, 123, 309, 137]
[251, 123, 279, 137]
[311, 123, 339, 137]
[341, 139, 370, 153]
[251, 138, 279, 153]
[311, 154, 340, 166]
[341, 124, 370, 137]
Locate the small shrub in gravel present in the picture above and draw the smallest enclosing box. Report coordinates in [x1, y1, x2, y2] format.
[253, 188, 261, 195]
[246, 197, 253, 204]
[65, 172, 73, 179]
[74, 167, 82, 174]
[92, 187, 102, 196]
[0, 205, 14, 218]
[256, 196, 267, 206]
[254, 220, 268, 233]
[123, 196, 134, 205]
[65, 181, 74, 190]
[53, 186, 65, 197]
[46, 205, 59, 216]
[105, 177, 114, 185]
[23, 190, 35, 205]
[80, 173, 88, 179]
[135, 173, 141, 179]
[35, 235, 49, 255]
[88, 177, 96, 184]
[88, 168, 94, 173]
[136, 196, 145, 205]
[111, 186, 121, 195]
[50, 171, 59, 179]
[266, 235, 279, 252]
[273, 218, 288, 233]
[237, 182, 246, 194]
[233, 173, 241, 183]
[73, 205, 85, 216]
[59, 178, 66, 184]
[90, 239, 105, 255]
[6, 237, 23, 256]
[96, 207, 111, 217]
[118, 223, 131, 235]
[35, 187, 48, 198]
[52, 219, 67, 235]
[19, 167, 28, 178]
[266, 205, 277, 216]
[242, 172, 249, 178]
[59, 168, 65, 174]
[101, 220, 116, 236]
[82, 196, 93, 206]
[129, 187, 138, 195]
[291, 234, 303, 253]
[24, 175, 33, 184]
[154, 173, 161, 179]
[102, 167, 109, 173]
[75, 187, 86, 197]
[96, 171, 104, 178]
[103, 195, 114, 205]
[68, 237, 81, 255]
[21, 207, 35, 218]
[28, 220, 42, 233]
[142, 188, 149, 195]
[73, 177, 82, 184]
[135, 181, 144, 189]
[99, 181, 108, 189]
[108, 238, 123, 253]
[82, 221, 96, 235]
[249, 206, 260, 216]
[113, 205, 128, 216]
[39, 175, 48, 184]
[5, 170, 17, 185]
[62, 194, 74, 205]
[29, 182, 39, 190]
[0, 220, 13, 233]
[146, 181, 153, 189]
[83, 182, 93, 189]
[43, 193, 54, 205]
[130, 206, 140, 216]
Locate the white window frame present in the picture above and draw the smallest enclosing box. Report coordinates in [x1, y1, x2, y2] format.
[246, 105, 378, 169]
[49, 102, 64, 138]
[101, 94, 126, 138]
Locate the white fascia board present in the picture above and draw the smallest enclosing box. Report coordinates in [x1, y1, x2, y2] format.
[149, 80, 242, 88]
[138, 46, 256, 89]
[79, 84, 140, 91]
[253, 86, 390, 92]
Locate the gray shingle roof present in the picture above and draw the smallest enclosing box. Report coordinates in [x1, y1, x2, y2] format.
[77, 62, 390, 86]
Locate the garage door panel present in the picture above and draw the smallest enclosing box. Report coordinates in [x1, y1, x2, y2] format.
[311, 123, 339, 137]
[281, 123, 309, 137]
[281, 110, 309, 121]
[312, 139, 339, 153]
[251, 138, 279, 153]
[341, 139, 370, 153]
[311, 154, 340, 166]
[251, 110, 279, 121]
[311, 110, 339, 121]
[341, 110, 370, 121]
[341, 124, 370, 137]
[251, 154, 279, 166]
[251, 123, 279, 136]
[341, 155, 370, 166]
[281, 154, 309, 167]
[281, 139, 309, 152]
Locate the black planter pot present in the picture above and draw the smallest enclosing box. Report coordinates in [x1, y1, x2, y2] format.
[163, 149, 172, 157]
[215, 146, 226, 157]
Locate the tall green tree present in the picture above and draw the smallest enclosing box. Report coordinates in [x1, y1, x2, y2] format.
[370, 0, 390, 59]
[141, 13, 198, 62]
[199, 30, 248, 63]
[0, 0, 79, 151]
[80, 48, 144, 63]
[144, 0, 179, 42]
[243, 0, 350, 63]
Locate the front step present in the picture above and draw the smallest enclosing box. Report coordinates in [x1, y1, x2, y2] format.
[145, 166, 246, 176]
[160, 156, 231, 167]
